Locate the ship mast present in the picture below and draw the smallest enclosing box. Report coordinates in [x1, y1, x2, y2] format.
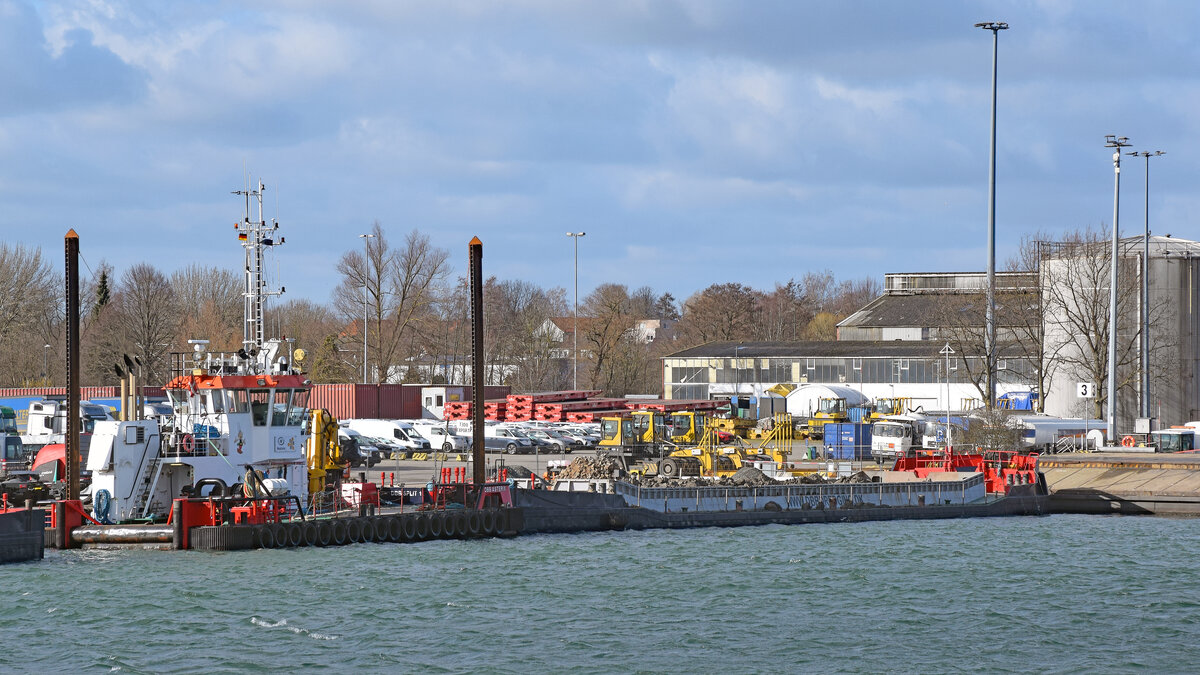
[232, 179, 284, 369]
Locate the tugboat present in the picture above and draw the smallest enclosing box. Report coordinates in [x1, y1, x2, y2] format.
[88, 181, 310, 523]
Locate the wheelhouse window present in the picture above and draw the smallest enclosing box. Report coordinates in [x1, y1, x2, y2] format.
[249, 389, 270, 426]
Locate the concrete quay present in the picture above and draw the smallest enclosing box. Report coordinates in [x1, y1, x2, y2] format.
[1040, 452, 1200, 515]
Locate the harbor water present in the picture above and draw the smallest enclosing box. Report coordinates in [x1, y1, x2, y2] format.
[3, 514, 1199, 673]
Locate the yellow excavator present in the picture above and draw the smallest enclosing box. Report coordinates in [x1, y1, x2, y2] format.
[807, 397, 849, 438]
[870, 397, 912, 420]
[306, 408, 349, 495]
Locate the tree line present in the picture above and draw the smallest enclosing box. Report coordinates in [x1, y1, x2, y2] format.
[0, 228, 879, 396]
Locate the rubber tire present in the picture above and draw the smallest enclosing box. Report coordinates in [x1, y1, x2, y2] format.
[481, 509, 497, 536]
[302, 521, 319, 547]
[442, 442, 453, 451]
[428, 512, 445, 539]
[495, 509, 509, 535]
[287, 522, 304, 547]
[346, 518, 364, 543]
[331, 519, 349, 546]
[371, 517, 388, 543]
[316, 520, 333, 547]
[386, 516, 403, 543]
[402, 515, 418, 541]
[414, 514, 431, 540]
[660, 458, 678, 477]
[451, 511, 469, 538]
[467, 511, 483, 538]
[256, 525, 275, 549]
[271, 523, 288, 548]
[505, 443, 517, 454]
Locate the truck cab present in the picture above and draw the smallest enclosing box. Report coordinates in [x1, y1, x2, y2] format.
[1148, 427, 1199, 453]
[871, 416, 925, 463]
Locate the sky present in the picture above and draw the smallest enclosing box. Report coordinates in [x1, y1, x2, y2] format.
[2, 0, 1198, 307]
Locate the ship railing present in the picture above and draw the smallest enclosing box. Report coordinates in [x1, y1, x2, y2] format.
[612, 473, 984, 512]
[168, 350, 250, 379]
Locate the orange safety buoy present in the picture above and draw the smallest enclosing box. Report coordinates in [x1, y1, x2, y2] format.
[181, 433, 195, 454]
[1121, 435, 1136, 448]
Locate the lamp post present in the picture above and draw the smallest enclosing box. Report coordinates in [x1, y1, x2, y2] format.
[43, 343, 50, 383]
[567, 232, 586, 390]
[975, 20, 1007, 410]
[729, 343, 739, 396]
[1105, 135, 1131, 442]
[1127, 149, 1165, 420]
[359, 233, 375, 384]
[940, 342, 955, 451]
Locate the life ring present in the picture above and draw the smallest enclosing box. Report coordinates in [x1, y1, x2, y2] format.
[1121, 435, 1136, 448]
[181, 433, 195, 454]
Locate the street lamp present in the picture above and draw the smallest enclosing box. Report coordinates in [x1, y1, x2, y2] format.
[975, 20, 1008, 409]
[1127, 149, 1165, 420]
[567, 232, 586, 390]
[940, 342, 956, 451]
[1105, 135, 1131, 442]
[729, 341, 739, 398]
[359, 233, 375, 384]
[43, 344, 50, 383]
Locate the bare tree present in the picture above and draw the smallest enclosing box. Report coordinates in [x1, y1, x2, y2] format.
[0, 244, 60, 386]
[1040, 227, 1170, 419]
[171, 264, 242, 351]
[333, 224, 449, 383]
[119, 264, 178, 383]
[675, 283, 762, 345]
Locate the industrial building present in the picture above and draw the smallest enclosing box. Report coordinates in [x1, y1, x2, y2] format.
[663, 237, 1200, 434]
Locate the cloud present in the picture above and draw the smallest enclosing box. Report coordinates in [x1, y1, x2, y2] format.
[0, 1, 146, 115]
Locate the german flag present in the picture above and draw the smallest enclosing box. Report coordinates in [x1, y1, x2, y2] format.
[238, 233, 248, 241]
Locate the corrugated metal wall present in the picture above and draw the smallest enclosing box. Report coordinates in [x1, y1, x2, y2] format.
[0, 386, 166, 400]
[307, 384, 510, 420]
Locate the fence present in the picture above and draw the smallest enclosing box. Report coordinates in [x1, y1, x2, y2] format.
[611, 474, 986, 513]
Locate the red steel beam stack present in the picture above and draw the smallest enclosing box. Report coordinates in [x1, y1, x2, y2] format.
[505, 390, 602, 422]
[624, 399, 719, 412]
[443, 401, 471, 420]
[533, 398, 628, 422]
[565, 409, 629, 423]
[482, 399, 507, 421]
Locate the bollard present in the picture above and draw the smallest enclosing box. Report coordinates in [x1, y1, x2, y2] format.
[380, 472, 385, 486]
[172, 500, 184, 550]
[390, 472, 395, 487]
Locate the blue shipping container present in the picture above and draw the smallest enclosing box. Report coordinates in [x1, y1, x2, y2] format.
[823, 423, 873, 460]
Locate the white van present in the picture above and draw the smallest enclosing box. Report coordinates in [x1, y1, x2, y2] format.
[409, 423, 469, 451]
[343, 419, 432, 451]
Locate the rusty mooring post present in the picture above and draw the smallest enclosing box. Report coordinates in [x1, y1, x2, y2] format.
[65, 230, 80, 503]
[469, 236, 485, 487]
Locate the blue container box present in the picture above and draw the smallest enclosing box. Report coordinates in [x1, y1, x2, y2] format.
[823, 423, 873, 460]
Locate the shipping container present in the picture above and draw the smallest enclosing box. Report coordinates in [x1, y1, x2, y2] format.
[822, 422, 873, 460]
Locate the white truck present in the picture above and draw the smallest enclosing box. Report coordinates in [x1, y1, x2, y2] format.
[1147, 422, 1200, 453]
[342, 419, 432, 453]
[870, 414, 926, 464]
[20, 399, 112, 454]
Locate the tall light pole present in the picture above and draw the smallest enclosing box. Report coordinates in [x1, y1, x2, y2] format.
[359, 232, 375, 384]
[43, 343, 50, 383]
[975, 20, 1007, 410]
[940, 342, 955, 451]
[567, 232, 586, 389]
[1127, 149, 1165, 420]
[1105, 135, 1131, 441]
[734, 345, 744, 414]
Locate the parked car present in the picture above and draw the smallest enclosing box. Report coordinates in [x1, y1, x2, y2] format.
[483, 426, 535, 454]
[524, 428, 575, 452]
[0, 470, 49, 505]
[337, 429, 381, 468]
